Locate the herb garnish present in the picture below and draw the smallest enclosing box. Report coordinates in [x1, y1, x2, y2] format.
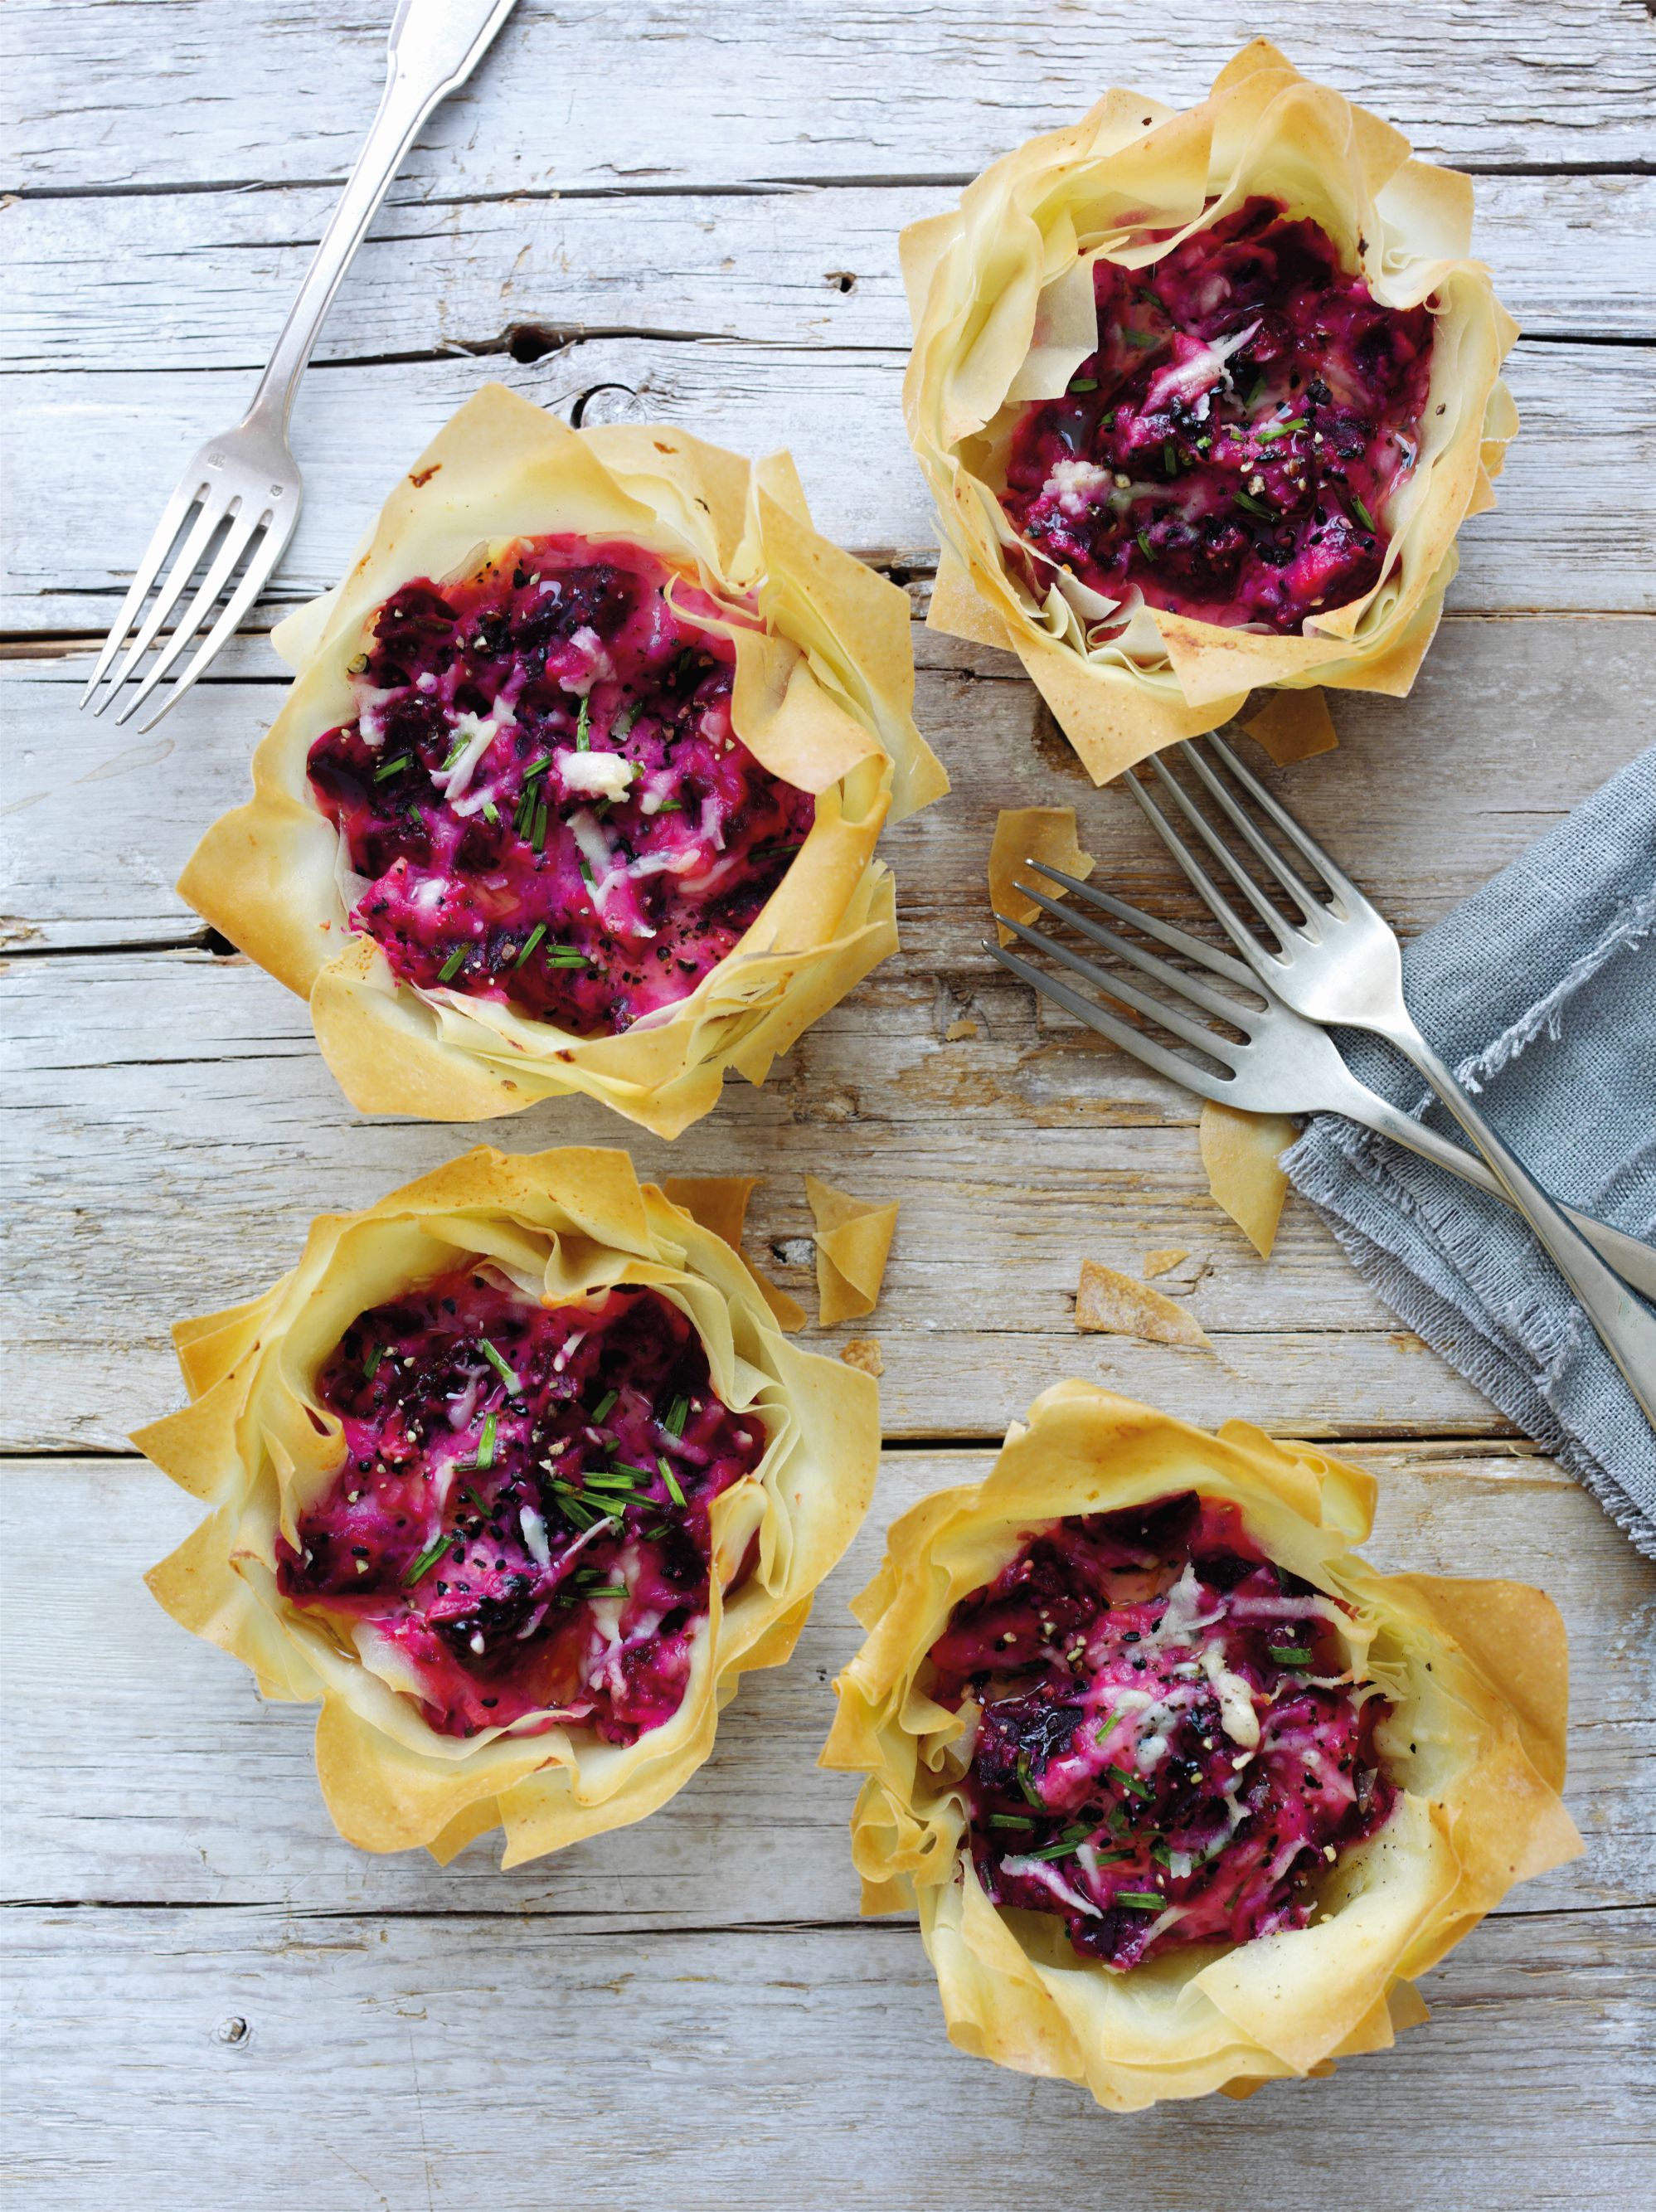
[402, 1531, 451, 1587]
[478, 1338, 521, 1393]
[658, 1456, 687, 1510]
[438, 946, 468, 982]
[515, 922, 547, 967]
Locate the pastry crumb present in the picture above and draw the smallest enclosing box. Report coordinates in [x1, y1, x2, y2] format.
[841, 1338, 884, 1376]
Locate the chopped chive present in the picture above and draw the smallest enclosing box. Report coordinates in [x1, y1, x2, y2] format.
[364, 1344, 382, 1381]
[575, 697, 590, 751]
[532, 800, 549, 854]
[1149, 1838, 1174, 1868]
[473, 1412, 498, 1471]
[586, 1582, 629, 1599]
[590, 1388, 618, 1422]
[752, 840, 804, 862]
[1108, 1763, 1153, 1802]
[609, 1460, 654, 1481]
[441, 732, 469, 770]
[577, 854, 593, 884]
[1245, 377, 1269, 411]
[1114, 1891, 1165, 1912]
[581, 1470, 639, 1492]
[459, 1485, 491, 1515]
[1123, 328, 1161, 349]
[1016, 1751, 1046, 1810]
[1067, 376, 1099, 394]
[1232, 489, 1274, 519]
[1135, 527, 1156, 563]
[482, 800, 500, 826]
[545, 947, 590, 967]
[658, 1456, 687, 1510]
[402, 1531, 451, 1587]
[478, 1338, 521, 1392]
[662, 1395, 689, 1439]
[1351, 493, 1377, 532]
[613, 702, 640, 738]
[1162, 440, 1178, 475]
[1026, 1826, 1091, 1861]
[988, 1813, 1034, 1830]
[1269, 1645, 1314, 1665]
[514, 922, 547, 968]
[522, 754, 551, 781]
[1256, 416, 1308, 442]
[1100, 408, 1117, 432]
[438, 945, 468, 982]
[372, 753, 411, 781]
[652, 798, 684, 814]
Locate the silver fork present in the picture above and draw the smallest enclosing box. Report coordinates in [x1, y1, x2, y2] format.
[985, 863, 1656, 1300]
[79, 0, 520, 732]
[1122, 732, 1656, 1429]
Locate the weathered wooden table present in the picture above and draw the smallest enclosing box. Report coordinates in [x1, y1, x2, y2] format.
[4, 3, 1654, 2202]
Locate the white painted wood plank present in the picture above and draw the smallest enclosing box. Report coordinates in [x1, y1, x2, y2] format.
[7, 613, 1649, 951]
[8, 0, 1654, 192]
[3, 1447, 1649, 1917]
[0, 942, 1514, 1449]
[6, 173, 1650, 378]
[4, 1902, 1652, 2210]
[4, 339, 1649, 633]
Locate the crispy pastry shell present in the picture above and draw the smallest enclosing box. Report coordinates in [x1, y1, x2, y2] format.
[902, 40, 1518, 780]
[823, 1382, 1581, 2109]
[134, 1146, 881, 1867]
[179, 384, 947, 1135]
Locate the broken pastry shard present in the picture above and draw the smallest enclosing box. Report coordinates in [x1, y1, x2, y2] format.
[841, 1338, 885, 1377]
[1242, 689, 1339, 766]
[663, 1174, 807, 1333]
[805, 1175, 900, 1328]
[1141, 1247, 1188, 1278]
[1075, 1258, 1212, 1349]
[988, 805, 1095, 945]
[1200, 1101, 1299, 1259]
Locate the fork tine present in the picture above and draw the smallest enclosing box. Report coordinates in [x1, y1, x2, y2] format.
[112, 507, 262, 727]
[1023, 860, 1260, 990]
[134, 521, 285, 732]
[1124, 762, 1283, 968]
[80, 474, 211, 707]
[983, 936, 1236, 1102]
[1179, 736, 1328, 919]
[89, 493, 225, 714]
[993, 909, 1246, 1069]
[1143, 752, 1302, 946]
[1202, 728, 1363, 905]
[1011, 878, 1263, 1029]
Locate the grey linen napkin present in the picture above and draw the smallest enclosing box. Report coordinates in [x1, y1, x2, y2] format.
[1284, 746, 1656, 1557]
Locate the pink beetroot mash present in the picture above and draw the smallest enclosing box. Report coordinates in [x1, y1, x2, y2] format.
[928, 1492, 1395, 1971]
[276, 1269, 765, 1742]
[1000, 197, 1435, 634]
[306, 537, 816, 1036]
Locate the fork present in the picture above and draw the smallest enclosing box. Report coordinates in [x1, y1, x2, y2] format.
[1120, 732, 1656, 1429]
[79, 0, 520, 732]
[986, 862, 1656, 1300]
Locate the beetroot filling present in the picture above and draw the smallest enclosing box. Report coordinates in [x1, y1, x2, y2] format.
[306, 536, 816, 1035]
[276, 1271, 765, 1742]
[1000, 197, 1435, 634]
[929, 1493, 1395, 1971]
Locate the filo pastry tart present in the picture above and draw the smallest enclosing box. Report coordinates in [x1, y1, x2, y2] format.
[134, 1147, 880, 1866]
[824, 1383, 1580, 2109]
[179, 383, 946, 1136]
[901, 40, 1518, 779]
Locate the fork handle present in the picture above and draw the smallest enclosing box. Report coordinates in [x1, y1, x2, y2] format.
[1375, 1014, 1656, 1432]
[1356, 1093, 1656, 1301]
[246, 1, 519, 432]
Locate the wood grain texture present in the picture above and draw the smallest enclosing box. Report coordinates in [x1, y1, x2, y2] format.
[5, 1903, 1654, 2210]
[4, 615, 1647, 1449]
[7, 612, 1652, 950]
[6, 338, 1654, 632]
[7, 173, 1654, 377]
[4, 1446, 1650, 1917]
[8, 0, 1654, 193]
